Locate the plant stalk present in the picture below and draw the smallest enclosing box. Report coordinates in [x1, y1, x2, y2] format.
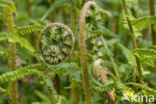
[149, 0, 156, 45]
[70, 81, 79, 104]
[6, 1, 19, 103]
[79, 1, 97, 104]
[121, 0, 144, 84]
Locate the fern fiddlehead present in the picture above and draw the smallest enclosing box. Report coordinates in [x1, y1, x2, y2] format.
[79, 1, 97, 104]
[37, 23, 75, 104]
[37, 23, 75, 65]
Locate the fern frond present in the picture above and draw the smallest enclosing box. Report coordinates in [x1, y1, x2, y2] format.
[0, 0, 17, 14]
[9, 34, 35, 52]
[0, 32, 9, 41]
[0, 69, 45, 83]
[20, 64, 42, 70]
[126, 82, 156, 94]
[118, 43, 136, 66]
[0, 33, 35, 52]
[16, 25, 43, 35]
[46, 63, 78, 71]
[45, 63, 78, 77]
[131, 16, 156, 31]
[91, 79, 114, 93]
[41, 0, 69, 20]
[133, 48, 156, 59]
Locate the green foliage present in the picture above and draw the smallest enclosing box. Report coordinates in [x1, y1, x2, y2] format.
[133, 48, 156, 67]
[16, 25, 43, 35]
[0, 32, 10, 41]
[0, 69, 45, 83]
[0, 32, 35, 52]
[0, 87, 6, 93]
[0, 0, 17, 14]
[126, 82, 156, 95]
[0, 0, 156, 104]
[118, 43, 136, 66]
[131, 16, 156, 31]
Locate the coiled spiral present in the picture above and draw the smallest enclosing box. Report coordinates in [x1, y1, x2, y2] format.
[37, 23, 75, 65]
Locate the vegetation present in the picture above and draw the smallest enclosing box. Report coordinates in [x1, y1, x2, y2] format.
[0, 0, 156, 104]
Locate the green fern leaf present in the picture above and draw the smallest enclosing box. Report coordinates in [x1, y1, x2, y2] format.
[16, 25, 43, 35]
[9, 34, 35, 52]
[0, 32, 9, 41]
[0, 0, 17, 14]
[126, 82, 156, 94]
[0, 69, 45, 83]
[20, 64, 42, 70]
[118, 43, 136, 66]
[131, 16, 156, 31]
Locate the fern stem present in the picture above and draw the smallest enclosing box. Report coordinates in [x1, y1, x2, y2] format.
[6, 0, 19, 103]
[70, 81, 79, 104]
[149, 0, 156, 45]
[79, 1, 97, 104]
[43, 68, 57, 104]
[121, 0, 144, 85]
[48, 76, 57, 104]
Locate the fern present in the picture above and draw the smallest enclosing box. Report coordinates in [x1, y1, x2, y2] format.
[0, 32, 9, 41]
[131, 16, 156, 31]
[0, 69, 45, 83]
[45, 63, 78, 71]
[118, 43, 136, 66]
[0, 32, 35, 52]
[16, 25, 43, 35]
[133, 48, 156, 66]
[126, 82, 156, 94]
[0, 0, 17, 14]
[20, 64, 42, 70]
[133, 48, 156, 59]
[9, 34, 35, 52]
[91, 79, 114, 93]
[45, 63, 78, 77]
